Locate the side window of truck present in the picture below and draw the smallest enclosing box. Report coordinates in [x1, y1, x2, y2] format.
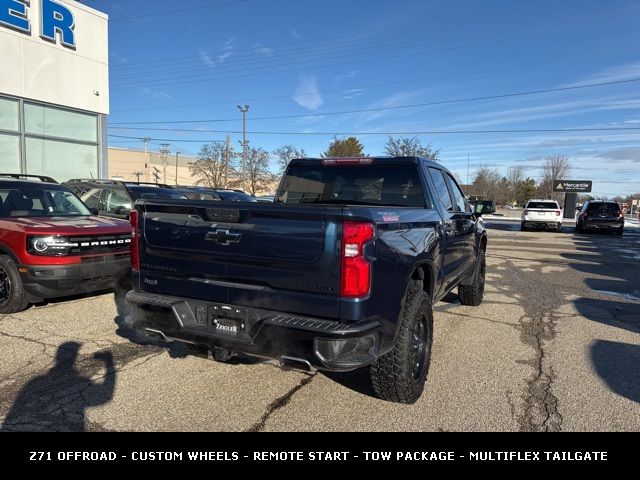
[428, 167, 454, 212]
[445, 173, 470, 213]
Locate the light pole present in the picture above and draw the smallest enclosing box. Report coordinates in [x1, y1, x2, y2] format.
[141, 137, 151, 182]
[237, 105, 249, 189]
[160, 144, 170, 184]
[175, 151, 180, 185]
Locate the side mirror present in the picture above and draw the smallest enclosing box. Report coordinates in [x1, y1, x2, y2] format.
[114, 205, 131, 215]
[474, 200, 496, 217]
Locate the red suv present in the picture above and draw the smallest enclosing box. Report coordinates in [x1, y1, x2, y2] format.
[0, 174, 133, 313]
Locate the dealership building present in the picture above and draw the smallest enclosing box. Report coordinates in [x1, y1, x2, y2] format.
[0, 0, 109, 181]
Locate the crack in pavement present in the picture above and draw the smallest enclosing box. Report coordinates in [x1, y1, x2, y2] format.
[245, 374, 315, 432]
[503, 260, 563, 432]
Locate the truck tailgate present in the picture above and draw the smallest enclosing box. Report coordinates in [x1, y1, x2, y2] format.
[136, 201, 341, 319]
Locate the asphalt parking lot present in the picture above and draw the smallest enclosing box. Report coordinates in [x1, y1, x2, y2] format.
[1, 219, 638, 432]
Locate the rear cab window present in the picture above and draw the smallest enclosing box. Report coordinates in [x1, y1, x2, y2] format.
[587, 202, 620, 214]
[527, 201, 559, 209]
[278, 162, 429, 208]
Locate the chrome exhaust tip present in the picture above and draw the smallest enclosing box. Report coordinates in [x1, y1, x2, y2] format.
[279, 355, 315, 372]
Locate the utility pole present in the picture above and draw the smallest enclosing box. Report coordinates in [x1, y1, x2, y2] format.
[160, 144, 170, 184]
[141, 137, 151, 182]
[132, 171, 144, 182]
[237, 105, 249, 190]
[175, 151, 180, 185]
[152, 166, 161, 185]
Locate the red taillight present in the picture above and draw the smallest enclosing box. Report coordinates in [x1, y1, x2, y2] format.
[555, 210, 561, 216]
[340, 221, 374, 298]
[618, 211, 624, 218]
[523, 209, 528, 215]
[129, 209, 140, 271]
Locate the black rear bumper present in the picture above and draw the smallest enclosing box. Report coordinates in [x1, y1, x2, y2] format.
[125, 289, 382, 371]
[21, 256, 130, 301]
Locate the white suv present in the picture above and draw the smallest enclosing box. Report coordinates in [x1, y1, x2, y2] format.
[521, 199, 563, 231]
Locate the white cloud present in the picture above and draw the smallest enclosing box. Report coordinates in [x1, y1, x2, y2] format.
[294, 115, 326, 125]
[335, 70, 359, 82]
[110, 51, 129, 65]
[199, 48, 215, 67]
[564, 61, 640, 87]
[342, 88, 366, 99]
[138, 87, 171, 99]
[292, 75, 323, 111]
[359, 91, 422, 123]
[253, 43, 274, 57]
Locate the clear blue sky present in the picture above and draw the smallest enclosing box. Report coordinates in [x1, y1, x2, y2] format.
[86, 0, 640, 197]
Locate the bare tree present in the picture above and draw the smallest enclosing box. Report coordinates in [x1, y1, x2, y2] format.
[384, 136, 440, 160]
[189, 142, 237, 188]
[472, 165, 501, 200]
[538, 155, 571, 201]
[506, 166, 525, 203]
[273, 145, 306, 175]
[233, 147, 277, 195]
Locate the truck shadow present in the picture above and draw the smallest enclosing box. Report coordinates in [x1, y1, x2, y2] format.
[322, 367, 378, 398]
[590, 340, 640, 404]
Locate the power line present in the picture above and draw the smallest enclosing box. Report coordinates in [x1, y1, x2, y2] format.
[110, 0, 248, 23]
[108, 134, 224, 143]
[108, 127, 640, 142]
[109, 78, 640, 125]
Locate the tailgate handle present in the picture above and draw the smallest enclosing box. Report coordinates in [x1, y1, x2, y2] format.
[205, 228, 242, 246]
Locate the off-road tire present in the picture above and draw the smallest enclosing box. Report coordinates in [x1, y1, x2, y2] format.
[576, 224, 584, 234]
[556, 223, 562, 232]
[615, 227, 623, 237]
[458, 248, 486, 306]
[370, 281, 433, 404]
[0, 256, 30, 314]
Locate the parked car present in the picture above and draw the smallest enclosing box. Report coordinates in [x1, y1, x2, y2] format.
[125, 157, 493, 403]
[576, 200, 624, 236]
[0, 174, 133, 313]
[211, 189, 258, 202]
[521, 199, 563, 231]
[64, 179, 187, 219]
[173, 186, 221, 201]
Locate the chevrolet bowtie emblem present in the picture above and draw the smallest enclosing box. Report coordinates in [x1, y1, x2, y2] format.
[205, 228, 241, 245]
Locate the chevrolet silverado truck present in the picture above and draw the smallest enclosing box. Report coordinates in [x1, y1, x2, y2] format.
[126, 157, 493, 403]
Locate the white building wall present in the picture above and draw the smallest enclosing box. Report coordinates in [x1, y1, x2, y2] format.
[0, 0, 109, 114]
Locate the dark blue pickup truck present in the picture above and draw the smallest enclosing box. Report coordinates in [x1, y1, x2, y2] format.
[126, 157, 493, 403]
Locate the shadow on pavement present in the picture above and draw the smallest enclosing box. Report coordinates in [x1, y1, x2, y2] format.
[322, 367, 378, 398]
[590, 340, 640, 404]
[0, 342, 115, 432]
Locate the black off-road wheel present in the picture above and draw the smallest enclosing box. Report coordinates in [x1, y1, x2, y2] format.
[458, 248, 486, 306]
[0, 256, 30, 314]
[370, 282, 433, 404]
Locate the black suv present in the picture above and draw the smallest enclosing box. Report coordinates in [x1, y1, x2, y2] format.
[212, 189, 257, 202]
[64, 179, 187, 219]
[576, 200, 624, 236]
[173, 186, 221, 201]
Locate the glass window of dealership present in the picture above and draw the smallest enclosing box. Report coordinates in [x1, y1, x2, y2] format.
[0, 95, 104, 181]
